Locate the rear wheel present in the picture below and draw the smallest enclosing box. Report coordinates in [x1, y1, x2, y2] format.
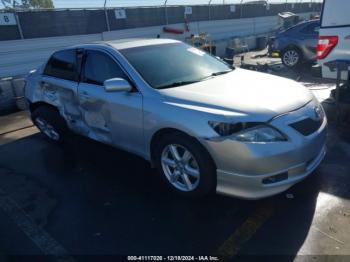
[281, 48, 302, 68]
[32, 106, 69, 143]
[154, 132, 216, 197]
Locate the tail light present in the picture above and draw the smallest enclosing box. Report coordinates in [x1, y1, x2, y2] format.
[316, 36, 338, 60]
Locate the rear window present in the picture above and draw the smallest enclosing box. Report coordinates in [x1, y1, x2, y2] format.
[44, 49, 78, 81]
[322, 0, 350, 27]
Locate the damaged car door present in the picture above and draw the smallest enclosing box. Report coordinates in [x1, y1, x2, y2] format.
[41, 49, 81, 124]
[78, 49, 144, 155]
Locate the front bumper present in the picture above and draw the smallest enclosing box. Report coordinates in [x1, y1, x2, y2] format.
[216, 144, 326, 199]
[201, 101, 327, 199]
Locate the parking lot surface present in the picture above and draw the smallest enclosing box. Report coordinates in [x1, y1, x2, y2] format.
[0, 65, 349, 261]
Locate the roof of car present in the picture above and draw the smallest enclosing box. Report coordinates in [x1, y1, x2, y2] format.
[282, 19, 319, 32]
[295, 19, 320, 27]
[105, 38, 180, 50]
[68, 38, 180, 52]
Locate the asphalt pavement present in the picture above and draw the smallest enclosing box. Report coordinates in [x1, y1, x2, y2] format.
[0, 68, 349, 262]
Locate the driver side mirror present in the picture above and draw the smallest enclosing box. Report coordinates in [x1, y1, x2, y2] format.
[104, 78, 132, 92]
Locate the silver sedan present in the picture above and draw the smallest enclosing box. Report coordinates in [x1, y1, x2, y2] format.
[25, 39, 327, 199]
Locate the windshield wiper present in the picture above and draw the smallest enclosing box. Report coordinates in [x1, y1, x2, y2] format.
[156, 80, 201, 89]
[156, 69, 234, 89]
[211, 69, 233, 76]
[196, 69, 234, 82]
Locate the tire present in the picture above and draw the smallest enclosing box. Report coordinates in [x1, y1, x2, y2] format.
[281, 47, 302, 69]
[154, 132, 216, 197]
[31, 106, 69, 143]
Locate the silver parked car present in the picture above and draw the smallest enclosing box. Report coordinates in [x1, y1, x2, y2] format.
[25, 39, 327, 199]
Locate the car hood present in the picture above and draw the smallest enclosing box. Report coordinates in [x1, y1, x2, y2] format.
[158, 68, 313, 121]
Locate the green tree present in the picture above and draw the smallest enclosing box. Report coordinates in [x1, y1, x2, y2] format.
[17, 0, 54, 9]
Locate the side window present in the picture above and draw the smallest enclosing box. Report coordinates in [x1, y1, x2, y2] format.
[44, 49, 78, 81]
[300, 23, 319, 35]
[82, 50, 127, 86]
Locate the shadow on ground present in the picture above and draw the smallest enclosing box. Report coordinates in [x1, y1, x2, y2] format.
[0, 133, 261, 256]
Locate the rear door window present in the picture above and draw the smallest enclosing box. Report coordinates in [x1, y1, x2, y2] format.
[82, 50, 127, 86]
[44, 49, 78, 81]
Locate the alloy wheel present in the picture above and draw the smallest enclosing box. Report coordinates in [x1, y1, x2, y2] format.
[35, 117, 60, 141]
[283, 50, 300, 67]
[161, 144, 200, 192]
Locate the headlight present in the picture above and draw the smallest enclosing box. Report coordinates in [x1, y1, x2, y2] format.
[208, 121, 287, 142]
[208, 121, 244, 136]
[232, 125, 287, 142]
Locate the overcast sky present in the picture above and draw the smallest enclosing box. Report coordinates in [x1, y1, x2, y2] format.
[0, 0, 322, 9]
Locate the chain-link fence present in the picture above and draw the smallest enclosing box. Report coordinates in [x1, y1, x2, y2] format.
[1, 0, 323, 11]
[0, 0, 323, 9]
[0, 0, 323, 85]
[0, 0, 323, 40]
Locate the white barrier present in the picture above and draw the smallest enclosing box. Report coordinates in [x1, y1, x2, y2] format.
[0, 12, 315, 78]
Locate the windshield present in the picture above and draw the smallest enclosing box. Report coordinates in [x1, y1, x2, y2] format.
[120, 43, 233, 89]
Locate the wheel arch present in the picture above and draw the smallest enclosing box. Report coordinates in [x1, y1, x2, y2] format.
[29, 101, 59, 114]
[149, 127, 217, 170]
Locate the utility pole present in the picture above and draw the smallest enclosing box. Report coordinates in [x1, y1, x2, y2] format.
[164, 0, 168, 25]
[104, 0, 110, 32]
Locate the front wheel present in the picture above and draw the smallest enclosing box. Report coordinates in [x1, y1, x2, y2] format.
[154, 133, 216, 197]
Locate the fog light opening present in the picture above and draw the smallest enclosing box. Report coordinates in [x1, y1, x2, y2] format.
[262, 172, 288, 185]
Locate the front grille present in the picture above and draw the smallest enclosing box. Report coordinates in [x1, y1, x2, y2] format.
[289, 118, 322, 136]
